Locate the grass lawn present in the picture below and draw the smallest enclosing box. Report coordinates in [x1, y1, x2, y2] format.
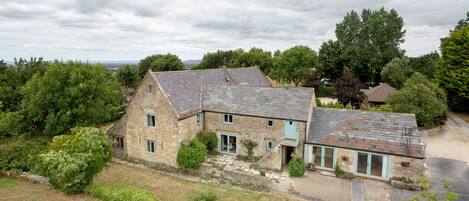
[0, 162, 298, 201]
[0, 177, 97, 201]
[93, 162, 298, 201]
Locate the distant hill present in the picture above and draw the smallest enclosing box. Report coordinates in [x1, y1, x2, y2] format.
[183, 60, 201, 69]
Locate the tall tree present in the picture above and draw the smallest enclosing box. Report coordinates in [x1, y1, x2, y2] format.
[20, 61, 123, 136]
[116, 65, 140, 103]
[381, 57, 413, 89]
[303, 69, 322, 90]
[387, 73, 447, 127]
[232, 47, 273, 73]
[194, 49, 244, 70]
[333, 70, 363, 106]
[0, 57, 49, 112]
[318, 40, 344, 81]
[270, 45, 319, 87]
[138, 54, 185, 77]
[334, 8, 405, 84]
[455, 11, 469, 30]
[436, 25, 469, 112]
[408, 52, 440, 79]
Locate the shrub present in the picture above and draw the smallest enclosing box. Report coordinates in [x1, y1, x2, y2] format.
[85, 183, 159, 201]
[334, 164, 354, 179]
[192, 192, 218, 201]
[0, 137, 48, 173]
[41, 127, 112, 194]
[316, 85, 333, 98]
[177, 139, 207, 170]
[241, 139, 258, 161]
[288, 157, 305, 177]
[195, 131, 218, 153]
[0, 112, 21, 136]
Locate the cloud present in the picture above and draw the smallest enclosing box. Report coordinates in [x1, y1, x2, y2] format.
[0, 0, 467, 60]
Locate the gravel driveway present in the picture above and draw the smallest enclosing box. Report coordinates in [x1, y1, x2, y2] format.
[425, 112, 469, 200]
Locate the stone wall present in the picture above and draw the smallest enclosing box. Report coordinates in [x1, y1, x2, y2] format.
[123, 73, 181, 167]
[199, 163, 271, 190]
[391, 155, 426, 179]
[204, 111, 306, 169]
[335, 147, 355, 172]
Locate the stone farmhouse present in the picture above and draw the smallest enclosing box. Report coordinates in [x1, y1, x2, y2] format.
[109, 66, 426, 180]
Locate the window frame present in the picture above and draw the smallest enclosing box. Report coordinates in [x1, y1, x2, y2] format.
[146, 84, 152, 94]
[223, 113, 234, 124]
[266, 140, 274, 151]
[267, 120, 274, 128]
[146, 139, 156, 154]
[146, 114, 156, 128]
[197, 112, 203, 125]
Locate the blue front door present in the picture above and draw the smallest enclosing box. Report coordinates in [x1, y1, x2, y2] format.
[284, 120, 298, 140]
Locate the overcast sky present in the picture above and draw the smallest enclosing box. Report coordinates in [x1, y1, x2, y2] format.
[0, 0, 468, 61]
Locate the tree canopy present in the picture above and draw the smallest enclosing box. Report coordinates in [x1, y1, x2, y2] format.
[116, 64, 140, 89]
[318, 40, 344, 81]
[138, 54, 185, 77]
[194, 47, 273, 73]
[381, 57, 413, 89]
[387, 73, 447, 127]
[324, 8, 405, 84]
[270, 45, 318, 86]
[19, 62, 123, 136]
[436, 24, 469, 112]
[0, 57, 49, 112]
[194, 49, 244, 70]
[332, 70, 363, 106]
[408, 52, 440, 80]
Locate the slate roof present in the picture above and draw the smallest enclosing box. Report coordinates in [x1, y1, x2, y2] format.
[361, 83, 396, 103]
[202, 85, 314, 121]
[152, 67, 271, 119]
[307, 108, 426, 158]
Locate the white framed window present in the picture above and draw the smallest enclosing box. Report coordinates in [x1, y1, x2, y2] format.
[146, 84, 152, 94]
[146, 114, 156, 128]
[146, 140, 155, 153]
[220, 134, 237, 154]
[267, 120, 274, 128]
[266, 140, 274, 151]
[197, 112, 203, 124]
[223, 114, 233, 124]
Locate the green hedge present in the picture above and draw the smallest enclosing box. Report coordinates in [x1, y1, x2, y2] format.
[85, 183, 159, 201]
[288, 157, 305, 177]
[195, 131, 218, 153]
[177, 139, 207, 170]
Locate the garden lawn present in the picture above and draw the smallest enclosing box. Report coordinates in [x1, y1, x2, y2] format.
[0, 177, 97, 201]
[93, 162, 297, 201]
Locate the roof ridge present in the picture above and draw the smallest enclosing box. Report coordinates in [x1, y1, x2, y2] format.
[315, 107, 415, 116]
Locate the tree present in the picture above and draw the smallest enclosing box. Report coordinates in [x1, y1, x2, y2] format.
[116, 65, 140, 103]
[0, 57, 49, 112]
[381, 57, 413, 89]
[436, 25, 469, 112]
[41, 127, 112, 194]
[19, 61, 123, 136]
[334, 8, 405, 84]
[318, 40, 344, 81]
[333, 70, 363, 106]
[194, 49, 244, 70]
[387, 73, 447, 127]
[138, 54, 185, 77]
[303, 69, 322, 90]
[270, 45, 319, 86]
[408, 52, 440, 79]
[455, 11, 469, 30]
[232, 47, 273, 73]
